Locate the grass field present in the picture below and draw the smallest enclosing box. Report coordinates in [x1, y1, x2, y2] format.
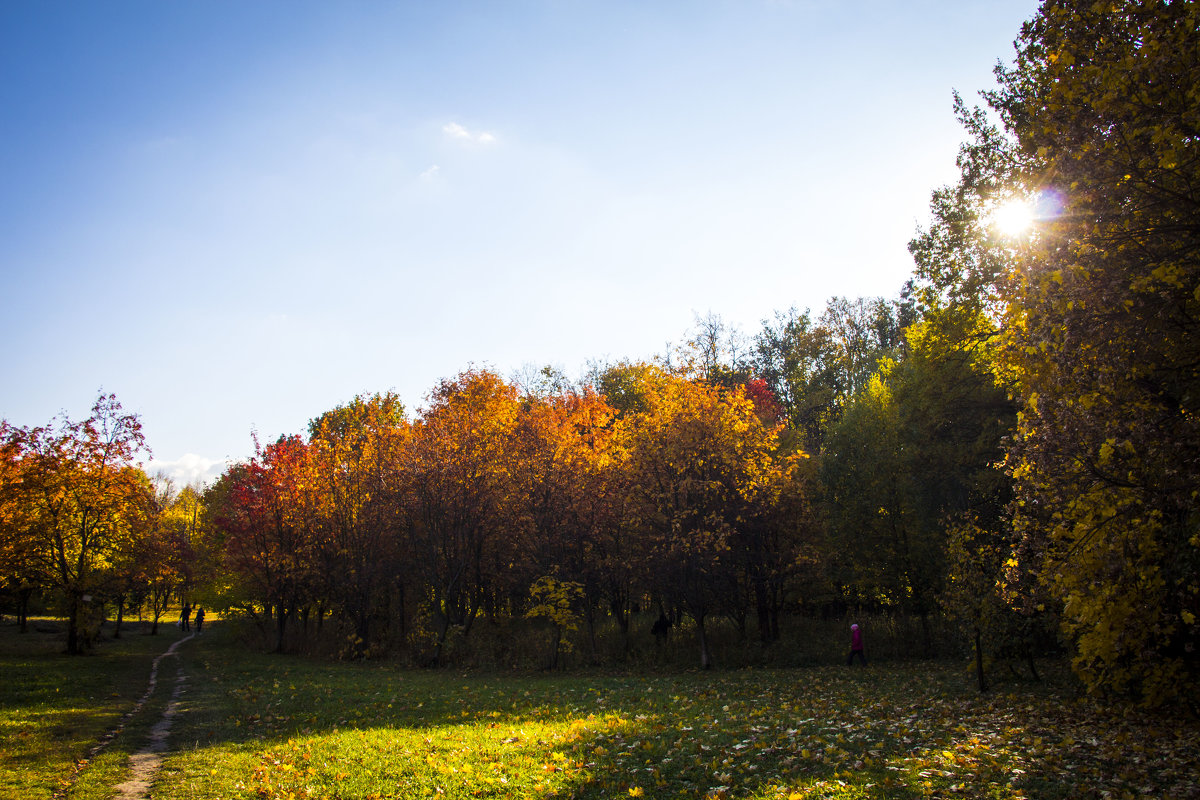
[2, 618, 1197, 800]
[0, 616, 190, 800]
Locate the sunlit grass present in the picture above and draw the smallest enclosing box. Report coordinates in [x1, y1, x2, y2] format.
[152, 626, 1199, 800]
[4, 619, 1197, 799]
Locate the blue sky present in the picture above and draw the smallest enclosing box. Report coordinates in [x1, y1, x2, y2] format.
[0, 1, 1038, 485]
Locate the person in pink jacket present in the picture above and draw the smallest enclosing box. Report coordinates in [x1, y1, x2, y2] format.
[847, 623, 866, 666]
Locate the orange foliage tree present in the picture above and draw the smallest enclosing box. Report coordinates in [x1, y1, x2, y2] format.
[401, 369, 522, 664]
[306, 392, 409, 656]
[1, 394, 154, 653]
[508, 387, 625, 657]
[0, 423, 42, 632]
[619, 366, 802, 668]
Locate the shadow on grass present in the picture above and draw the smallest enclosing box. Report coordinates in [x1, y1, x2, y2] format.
[159, 625, 993, 799]
[7, 616, 1197, 799]
[0, 619, 192, 799]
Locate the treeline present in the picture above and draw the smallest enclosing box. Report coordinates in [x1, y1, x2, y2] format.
[2, 0, 1197, 707]
[0, 299, 1036, 679]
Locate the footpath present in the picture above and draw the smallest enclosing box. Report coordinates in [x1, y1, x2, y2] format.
[58, 630, 195, 800]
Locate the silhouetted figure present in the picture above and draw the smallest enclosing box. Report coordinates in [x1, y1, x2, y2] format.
[194, 607, 205, 634]
[652, 612, 672, 644]
[847, 622, 866, 666]
[180, 603, 191, 631]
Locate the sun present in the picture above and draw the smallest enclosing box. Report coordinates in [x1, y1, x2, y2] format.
[991, 197, 1036, 236]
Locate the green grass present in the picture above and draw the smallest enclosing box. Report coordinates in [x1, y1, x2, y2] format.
[0, 615, 189, 799]
[3, 619, 1198, 799]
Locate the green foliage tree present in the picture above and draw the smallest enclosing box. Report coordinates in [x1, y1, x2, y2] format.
[751, 298, 910, 455]
[822, 307, 1016, 657]
[909, 0, 1199, 704]
[989, 0, 1200, 706]
[752, 307, 841, 453]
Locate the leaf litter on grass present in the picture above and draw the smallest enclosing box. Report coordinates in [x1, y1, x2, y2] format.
[155, 655, 1200, 800]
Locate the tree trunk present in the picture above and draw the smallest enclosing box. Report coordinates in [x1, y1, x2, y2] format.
[274, 604, 290, 653]
[754, 575, 772, 643]
[432, 603, 450, 667]
[66, 594, 82, 655]
[583, 604, 599, 664]
[549, 628, 561, 670]
[113, 596, 125, 639]
[18, 587, 31, 633]
[696, 615, 712, 670]
[974, 626, 988, 693]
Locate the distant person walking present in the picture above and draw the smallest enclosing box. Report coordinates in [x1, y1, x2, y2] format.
[847, 623, 866, 666]
[194, 607, 205, 634]
[180, 603, 191, 631]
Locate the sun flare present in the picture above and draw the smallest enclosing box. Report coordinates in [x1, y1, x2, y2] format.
[991, 198, 1036, 236]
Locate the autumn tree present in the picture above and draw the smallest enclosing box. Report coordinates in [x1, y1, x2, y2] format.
[132, 481, 201, 635]
[306, 393, 408, 656]
[507, 387, 625, 656]
[620, 367, 790, 668]
[908, 0, 1200, 703]
[2, 394, 154, 653]
[0, 423, 42, 631]
[401, 369, 522, 664]
[988, 0, 1200, 705]
[525, 575, 585, 670]
[212, 435, 319, 652]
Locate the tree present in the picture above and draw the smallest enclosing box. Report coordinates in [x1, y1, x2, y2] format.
[401, 369, 521, 664]
[525, 575, 584, 670]
[620, 368, 788, 668]
[213, 435, 319, 652]
[0, 423, 43, 632]
[821, 307, 1016, 656]
[910, 0, 1200, 704]
[507, 387, 625, 657]
[990, 0, 1200, 706]
[134, 481, 201, 635]
[3, 394, 153, 653]
[678, 311, 753, 388]
[819, 296, 909, 398]
[751, 299, 910, 455]
[307, 393, 408, 657]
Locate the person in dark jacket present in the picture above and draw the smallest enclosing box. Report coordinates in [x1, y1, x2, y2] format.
[194, 607, 206, 634]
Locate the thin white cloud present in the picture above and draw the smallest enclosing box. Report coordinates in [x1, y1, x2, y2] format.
[443, 122, 496, 145]
[147, 453, 231, 488]
[419, 164, 441, 180]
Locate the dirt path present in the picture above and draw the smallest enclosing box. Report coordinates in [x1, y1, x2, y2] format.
[51, 631, 196, 800]
[109, 649, 189, 800]
[102, 632, 194, 799]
